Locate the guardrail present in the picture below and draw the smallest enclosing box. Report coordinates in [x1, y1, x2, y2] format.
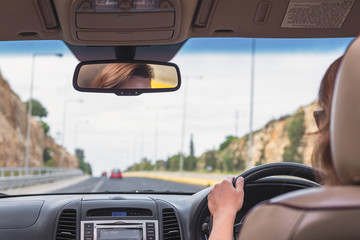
[0, 167, 84, 191]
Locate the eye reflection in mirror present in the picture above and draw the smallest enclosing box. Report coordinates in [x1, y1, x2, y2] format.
[91, 63, 153, 89]
[73, 61, 181, 95]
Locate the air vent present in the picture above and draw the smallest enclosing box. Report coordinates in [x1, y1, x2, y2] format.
[56, 209, 77, 240]
[162, 208, 181, 240]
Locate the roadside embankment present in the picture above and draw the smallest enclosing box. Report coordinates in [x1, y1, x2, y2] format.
[2, 175, 90, 195]
[123, 171, 232, 186]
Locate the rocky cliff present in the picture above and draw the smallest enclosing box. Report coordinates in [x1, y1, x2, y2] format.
[197, 102, 319, 171]
[0, 72, 78, 168]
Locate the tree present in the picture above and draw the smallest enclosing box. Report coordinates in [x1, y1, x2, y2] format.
[219, 136, 238, 151]
[39, 120, 50, 135]
[75, 149, 85, 160]
[187, 134, 197, 171]
[224, 155, 234, 172]
[76, 148, 92, 175]
[204, 150, 217, 171]
[167, 154, 181, 171]
[25, 99, 50, 134]
[25, 99, 48, 119]
[282, 110, 305, 163]
[140, 158, 153, 171]
[43, 147, 52, 162]
[190, 134, 195, 156]
[43, 147, 55, 167]
[234, 154, 246, 172]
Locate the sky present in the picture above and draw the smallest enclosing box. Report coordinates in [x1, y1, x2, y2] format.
[0, 38, 353, 176]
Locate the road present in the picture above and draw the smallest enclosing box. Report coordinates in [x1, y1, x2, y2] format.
[51, 177, 206, 193]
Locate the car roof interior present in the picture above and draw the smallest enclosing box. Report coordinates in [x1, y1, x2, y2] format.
[1, 0, 359, 61]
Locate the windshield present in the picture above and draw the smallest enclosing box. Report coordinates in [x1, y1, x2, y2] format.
[0, 37, 353, 195]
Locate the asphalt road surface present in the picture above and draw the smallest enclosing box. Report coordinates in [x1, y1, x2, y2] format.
[51, 177, 206, 193]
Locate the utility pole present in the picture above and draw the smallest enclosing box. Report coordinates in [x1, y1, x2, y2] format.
[25, 53, 62, 174]
[235, 110, 239, 137]
[60, 99, 83, 167]
[248, 38, 256, 169]
[154, 112, 158, 171]
[179, 76, 202, 173]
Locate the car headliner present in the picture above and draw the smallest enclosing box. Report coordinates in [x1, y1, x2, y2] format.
[0, 0, 359, 61]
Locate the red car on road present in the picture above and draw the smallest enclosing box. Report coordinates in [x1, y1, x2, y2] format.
[110, 169, 122, 179]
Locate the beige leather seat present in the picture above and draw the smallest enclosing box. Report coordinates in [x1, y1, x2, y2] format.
[238, 37, 360, 240]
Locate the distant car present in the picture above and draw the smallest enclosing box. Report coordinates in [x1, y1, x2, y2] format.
[101, 171, 107, 177]
[110, 169, 122, 179]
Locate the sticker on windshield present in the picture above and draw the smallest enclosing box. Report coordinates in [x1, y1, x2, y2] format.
[281, 0, 354, 28]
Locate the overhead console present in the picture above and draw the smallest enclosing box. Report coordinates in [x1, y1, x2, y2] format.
[53, 0, 193, 46]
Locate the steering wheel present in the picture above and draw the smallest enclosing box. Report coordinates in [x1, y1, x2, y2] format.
[231, 162, 322, 237]
[233, 162, 322, 186]
[203, 162, 322, 240]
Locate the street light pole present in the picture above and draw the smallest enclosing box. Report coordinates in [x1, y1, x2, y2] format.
[60, 99, 83, 167]
[179, 79, 187, 173]
[179, 76, 202, 173]
[140, 128, 144, 171]
[154, 112, 158, 171]
[248, 38, 256, 169]
[24, 54, 36, 175]
[147, 106, 170, 172]
[24, 53, 62, 174]
[235, 110, 239, 137]
[74, 120, 89, 154]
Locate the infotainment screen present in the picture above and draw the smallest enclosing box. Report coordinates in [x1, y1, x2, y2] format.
[111, 212, 127, 216]
[97, 229, 142, 240]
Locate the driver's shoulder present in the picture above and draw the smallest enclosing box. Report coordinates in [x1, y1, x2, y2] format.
[238, 186, 360, 240]
[269, 185, 360, 208]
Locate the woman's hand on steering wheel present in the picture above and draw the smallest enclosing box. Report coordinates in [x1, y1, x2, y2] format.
[208, 176, 245, 216]
[207, 176, 245, 240]
[206, 163, 321, 240]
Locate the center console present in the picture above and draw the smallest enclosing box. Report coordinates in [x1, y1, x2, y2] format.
[81, 219, 158, 240]
[80, 197, 160, 240]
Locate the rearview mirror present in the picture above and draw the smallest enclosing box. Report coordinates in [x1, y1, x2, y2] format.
[73, 60, 181, 96]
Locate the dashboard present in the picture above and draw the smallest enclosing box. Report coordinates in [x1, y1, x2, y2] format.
[0, 177, 319, 240]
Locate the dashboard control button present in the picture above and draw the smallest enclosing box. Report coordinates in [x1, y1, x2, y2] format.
[85, 223, 94, 229]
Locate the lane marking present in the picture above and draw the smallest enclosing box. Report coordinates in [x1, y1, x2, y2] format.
[91, 177, 106, 192]
[123, 172, 221, 186]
